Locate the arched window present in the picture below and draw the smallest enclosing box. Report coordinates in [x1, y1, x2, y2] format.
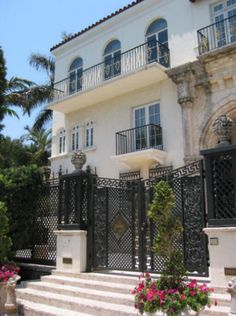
[146, 19, 169, 67]
[59, 129, 66, 154]
[104, 40, 121, 80]
[71, 125, 79, 151]
[69, 57, 83, 94]
[85, 121, 94, 148]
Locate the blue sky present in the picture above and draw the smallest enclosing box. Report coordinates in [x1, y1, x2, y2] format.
[1, 0, 132, 139]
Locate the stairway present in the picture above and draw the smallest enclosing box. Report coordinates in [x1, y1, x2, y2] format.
[16, 271, 230, 316]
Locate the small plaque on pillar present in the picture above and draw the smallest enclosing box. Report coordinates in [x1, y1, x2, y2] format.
[225, 267, 236, 276]
[210, 237, 219, 246]
[63, 257, 72, 265]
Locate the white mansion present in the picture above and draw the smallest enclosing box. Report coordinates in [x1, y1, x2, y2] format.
[49, 0, 236, 179]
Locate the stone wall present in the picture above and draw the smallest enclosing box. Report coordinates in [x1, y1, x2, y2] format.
[167, 43, 236, 162]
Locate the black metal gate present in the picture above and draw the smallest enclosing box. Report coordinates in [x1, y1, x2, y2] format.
[90, 161, 209, 276]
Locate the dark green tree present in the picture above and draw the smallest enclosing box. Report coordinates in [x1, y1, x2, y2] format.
[148, 180, 186, 288]
[0, 202, 12, 262]
[26, 53, 55, 131]
[0, 46, 35, 132]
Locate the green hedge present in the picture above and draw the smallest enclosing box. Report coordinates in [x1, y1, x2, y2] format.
[0, 165, 43, 251]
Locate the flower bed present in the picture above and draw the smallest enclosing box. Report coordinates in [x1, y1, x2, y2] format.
[132, 273, 215, 316]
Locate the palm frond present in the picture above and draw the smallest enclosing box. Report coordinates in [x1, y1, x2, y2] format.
[23, 84, 53, 114]
[33, 108, 53, 131]
[29, 53, 55, 81]
[7, 77, 35, 91]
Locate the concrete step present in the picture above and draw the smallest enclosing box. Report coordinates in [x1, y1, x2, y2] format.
[201, 305, 229, 316]
[27, 281, 133, 305]
[52, 270, 139, 286]
[211, 292, 231, 307]
[17, 299, 93, 316]
[41, 274, 132, 294]
[16, 288, 137, 316]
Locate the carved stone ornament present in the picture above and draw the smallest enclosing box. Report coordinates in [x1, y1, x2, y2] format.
[212, 114, 234, 146]
[227, 278, 236, 315]
[71, 150, 87, 171]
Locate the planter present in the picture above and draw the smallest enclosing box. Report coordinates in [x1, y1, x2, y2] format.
[144, 307, 202, 315]
[0, 282, 7, 313]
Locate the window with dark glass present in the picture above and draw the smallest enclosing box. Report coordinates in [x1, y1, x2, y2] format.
[146, 19, 169, 67]
[104, 40, 121, 80]
[59, 129, 66, 154]
[69, 58, 83, 94]
[71, 126, 79, 151]
[85, 121, 94, 148]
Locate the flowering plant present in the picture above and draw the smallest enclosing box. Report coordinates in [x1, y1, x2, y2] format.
[132, 273, 215, 316]
[0, 262, 20, 284]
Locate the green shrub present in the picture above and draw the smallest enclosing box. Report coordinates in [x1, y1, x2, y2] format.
[0, 202, 12, 262]
[148, 180, 186, 288]
[0, 165, 43, 251]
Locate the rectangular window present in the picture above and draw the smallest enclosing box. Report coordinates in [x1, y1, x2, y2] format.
[133, 103, 161, 151]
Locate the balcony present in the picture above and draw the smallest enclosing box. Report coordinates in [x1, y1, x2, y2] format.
[198, 15, 236, 55]
[111, 124, 167, 169]
[49, 41, 170, 113]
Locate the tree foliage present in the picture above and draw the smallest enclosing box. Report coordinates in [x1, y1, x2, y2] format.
[0, 202, 12, 262]
[0, 46, 35, 133]
[148, 180, 186, 288]
[0, 165, 43, 251]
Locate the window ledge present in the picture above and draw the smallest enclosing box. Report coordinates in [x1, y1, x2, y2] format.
[83, 146, 97, 153]
[49, 152, 72, 160]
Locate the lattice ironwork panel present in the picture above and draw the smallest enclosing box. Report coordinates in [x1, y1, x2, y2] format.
[93, 178, 138, 271]
[119, 171, 141, 181]
[93, 187, 108, 268]
[59, 174, 89, 228]
[15, 179, 59, 265]
[149, 166, 173, 180]
[211, 154, 235, 219]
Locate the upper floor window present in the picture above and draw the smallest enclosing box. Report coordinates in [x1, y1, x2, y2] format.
[104, 40, 121, 80]
[59, 129, 66, 154]
[146, 19, 169, 67]
[134, 103, 161, 150]
[71, 125, 79, 151]
[69, 57, 83, 94]
[85, 121, 94, 148]
[211, 0, 236, 45]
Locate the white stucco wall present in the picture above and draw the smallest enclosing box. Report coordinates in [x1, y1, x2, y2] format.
[50, 78, 184, 177]
[50, 0, 221, 177]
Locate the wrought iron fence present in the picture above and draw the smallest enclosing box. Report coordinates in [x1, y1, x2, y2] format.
[198, 15, 236, 55]
[52, 40, 170, 103]
[14, 178, 59, 266]
[116, 124, 162, 155]
[201, 144, 236, 226]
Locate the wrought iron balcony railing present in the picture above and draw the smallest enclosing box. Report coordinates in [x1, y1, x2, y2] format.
[198, 15, 236, 55]
[116, 124, 162, 155]
[53, 40, 170, 102]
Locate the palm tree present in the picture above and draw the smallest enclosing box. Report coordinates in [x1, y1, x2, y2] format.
[21, 125, 52, 166]
[26, 53, 55, 131]
[0, 47, 35, 132]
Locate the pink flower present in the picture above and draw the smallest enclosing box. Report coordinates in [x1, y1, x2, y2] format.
[190, 290, 196, 296]
[180, 294, 187, 301]
[187, 279, 198, 289]
[147, 291, 154, 302]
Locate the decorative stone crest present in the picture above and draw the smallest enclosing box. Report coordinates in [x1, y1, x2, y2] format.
[212, 114, 234, 146]
[227, 278, 236, 315]
[71, 150, 87, 171]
